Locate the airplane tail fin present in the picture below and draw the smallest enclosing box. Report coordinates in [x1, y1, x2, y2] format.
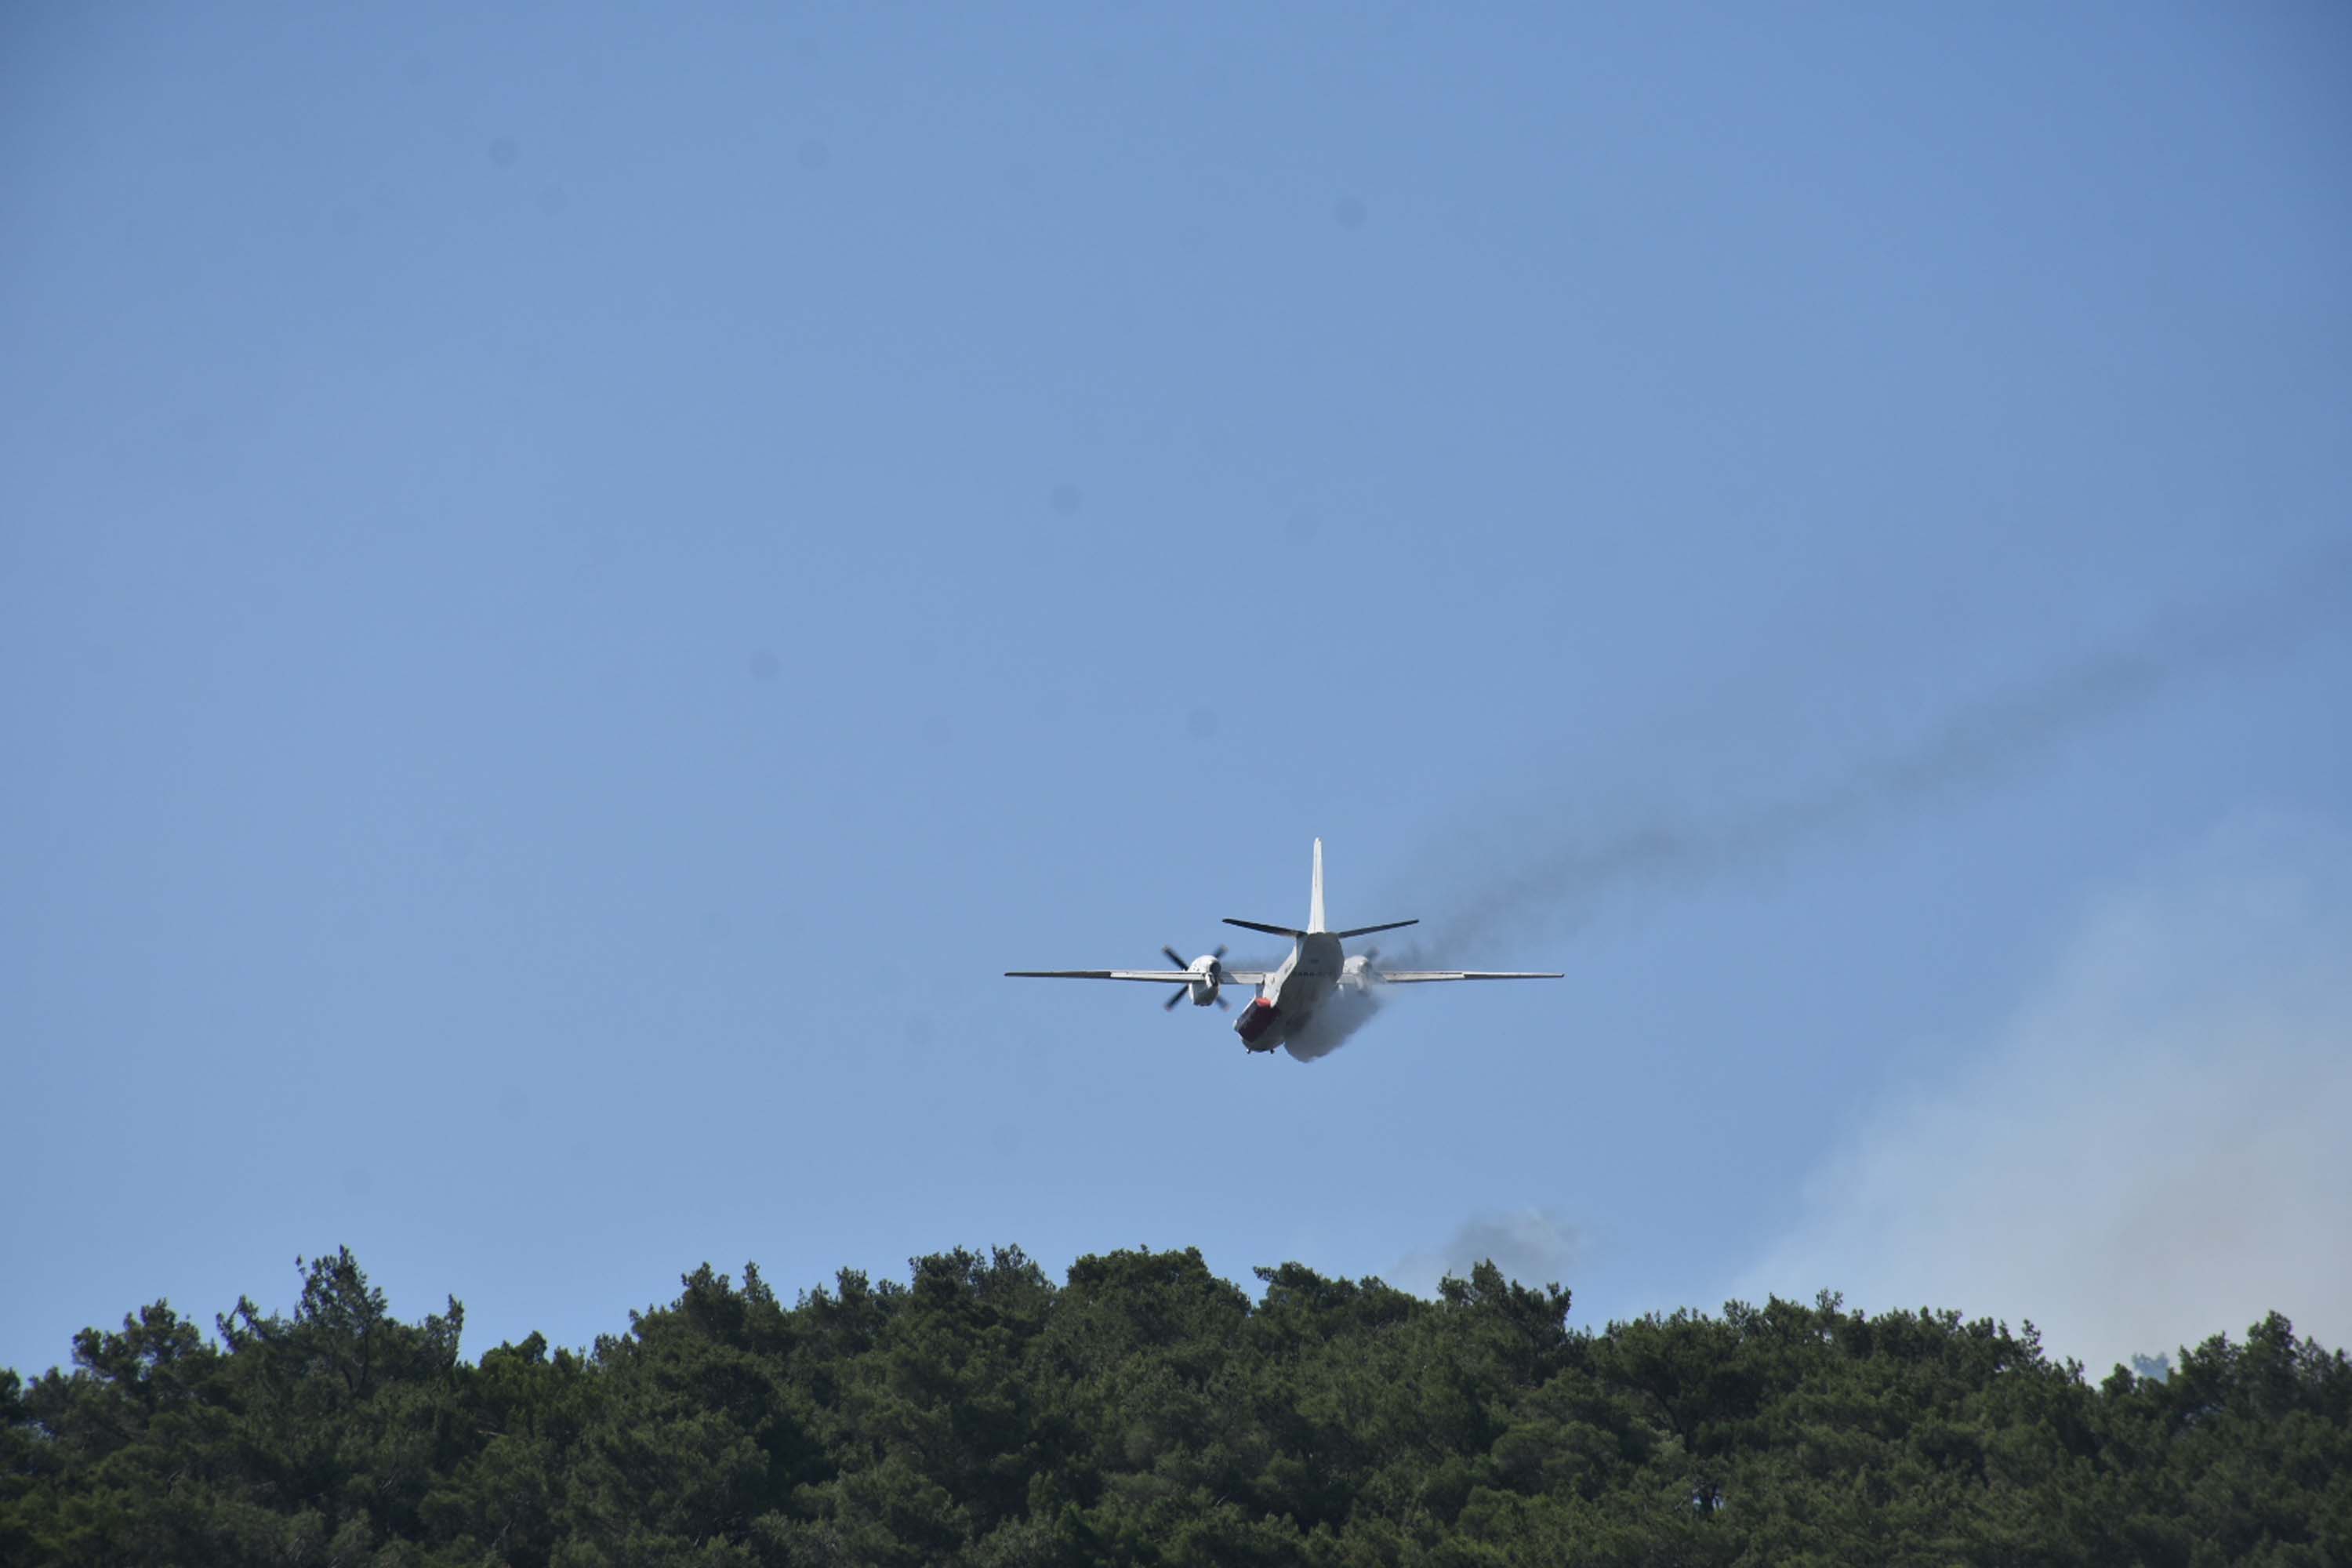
[1309, 838, 1327, 933]
[1225, 841, 1328, 943]
[1306, 838, 1416, 940]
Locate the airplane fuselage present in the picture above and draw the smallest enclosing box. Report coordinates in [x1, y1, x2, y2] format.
[1233, 932, 1343, 1052]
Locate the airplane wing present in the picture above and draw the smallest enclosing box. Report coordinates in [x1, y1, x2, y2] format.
[1005, 969, 1271, 985]
[1369, 970, 1563, 984]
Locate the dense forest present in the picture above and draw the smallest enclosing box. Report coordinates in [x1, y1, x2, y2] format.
[4, 1247, 2345, 1566]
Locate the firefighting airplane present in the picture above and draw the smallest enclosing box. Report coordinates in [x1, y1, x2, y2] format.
[1006, 840, 1561, 1054]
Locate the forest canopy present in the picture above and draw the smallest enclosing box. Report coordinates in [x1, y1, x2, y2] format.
[4, 1247, 2345, 1566]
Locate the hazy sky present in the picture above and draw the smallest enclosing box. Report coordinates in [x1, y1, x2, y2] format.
[7, 2, 2348, 1379]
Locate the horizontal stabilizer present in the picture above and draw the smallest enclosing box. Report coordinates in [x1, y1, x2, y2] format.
[1331, 918, 1418, 939]
[1372, 970, 1563, 983]
[1006, 968, 1271, 984]
[1223, 918, 1306, 939]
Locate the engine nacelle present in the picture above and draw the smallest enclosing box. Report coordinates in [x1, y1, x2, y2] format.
[1339, 954, 1376, 993]
[1186, 953, 1223, 1007]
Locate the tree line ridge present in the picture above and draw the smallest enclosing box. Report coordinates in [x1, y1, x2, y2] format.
[4, 1245, 2345, 1565]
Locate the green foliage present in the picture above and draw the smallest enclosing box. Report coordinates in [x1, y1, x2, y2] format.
[4, 1249, 2344, 1565]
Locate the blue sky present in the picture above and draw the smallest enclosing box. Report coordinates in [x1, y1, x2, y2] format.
[6, 2, 2348, 1378]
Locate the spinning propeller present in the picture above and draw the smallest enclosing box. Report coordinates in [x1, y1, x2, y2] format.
[1161, 944, 1229, 1011]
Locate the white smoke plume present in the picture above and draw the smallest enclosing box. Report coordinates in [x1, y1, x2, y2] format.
[1283, 980, 1385, 1061]
[1730, 816, 2352, 1373]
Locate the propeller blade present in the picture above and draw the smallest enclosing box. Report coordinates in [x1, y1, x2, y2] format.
[1214, 944, 1228, 960]
[1163, 986, 1185, 1011]
[1163, 946, 1188, 968]
[1215, 994, 1230, 1010]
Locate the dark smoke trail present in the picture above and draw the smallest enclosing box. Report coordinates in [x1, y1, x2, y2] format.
[1411, 552, 2350, 963]
[1300, 551, 2348, 1059]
